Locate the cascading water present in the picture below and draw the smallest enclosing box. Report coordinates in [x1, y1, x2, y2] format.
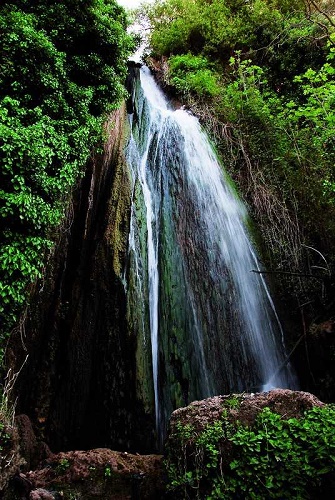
[126, 65, 296, 446]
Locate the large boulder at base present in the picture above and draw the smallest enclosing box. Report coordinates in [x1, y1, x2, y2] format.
[165, 389, 335, 499]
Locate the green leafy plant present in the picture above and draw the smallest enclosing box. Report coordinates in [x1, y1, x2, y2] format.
[223, 394, 243, 409]
[55, 458, 71, 474]
[0, 0, 134, 359]
[165, 405, 335, 499]
[0, 421, 10, 453]
[104, 465, 112, 478]
[169, 54, 221, 97]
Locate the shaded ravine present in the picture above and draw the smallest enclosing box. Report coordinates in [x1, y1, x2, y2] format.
[126, 66, 296, 444]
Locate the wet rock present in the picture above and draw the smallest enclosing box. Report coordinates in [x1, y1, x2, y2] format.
[8, 473, 33, 498]
[22, 449, 165, 500]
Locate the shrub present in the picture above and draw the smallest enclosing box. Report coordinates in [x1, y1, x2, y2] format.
[169, 54, 220, 97]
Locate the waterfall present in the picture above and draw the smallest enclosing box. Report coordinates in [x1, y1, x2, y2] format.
[126, 66, 296, 445]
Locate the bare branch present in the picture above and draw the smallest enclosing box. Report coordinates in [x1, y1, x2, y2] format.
[306, 0, 335, 28]
[251, 270, 323, 281]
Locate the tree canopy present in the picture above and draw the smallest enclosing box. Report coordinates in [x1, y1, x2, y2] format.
[0, 0, 134, 360]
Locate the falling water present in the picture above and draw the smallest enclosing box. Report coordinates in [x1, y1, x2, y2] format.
[126, 66, 296, 445]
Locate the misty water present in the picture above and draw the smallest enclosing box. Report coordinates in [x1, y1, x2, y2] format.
[125, 66, 296, 443]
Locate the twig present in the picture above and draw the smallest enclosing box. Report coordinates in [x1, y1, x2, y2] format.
[251, 270, 323, 281]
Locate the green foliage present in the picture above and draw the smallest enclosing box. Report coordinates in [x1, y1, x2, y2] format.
[215, 52, 335, 286]
[145, 0, 201, 56]
[166, 405, 335, 499]
[0, 234, 53, 325]
[224, 406, 335, 498]
[169, 54, 220, 97]
[104, 465, 112, 478]
[195, 420, 226, 469]
[0, 386, 15, 475]
[0, 1, 134, 354]
[0, 421, 11, 453]
[55, 458, 71, 474]
[0, 416, 13, 479]
[280, 52, 335, 209]
[220, 55, 273, 125]
[284, 56, 335, 160]
[146, 0, 323, 85]
[224, 395, 242, 409]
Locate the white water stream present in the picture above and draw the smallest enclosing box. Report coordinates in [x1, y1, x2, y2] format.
[126, 66, 296, 442]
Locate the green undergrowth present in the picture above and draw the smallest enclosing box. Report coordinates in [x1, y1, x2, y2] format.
[165, 404, 335, 499]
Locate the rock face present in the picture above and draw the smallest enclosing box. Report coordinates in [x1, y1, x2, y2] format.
[8, 106, 155, 454]
[125, 65, 296, 449]
[1, 413, 165, 499]
[15, 415, 52, 470]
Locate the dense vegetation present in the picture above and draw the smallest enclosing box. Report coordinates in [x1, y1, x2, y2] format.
[166, 400, 335, 498]
[139, 0, 335, 395]
[0, 0, 134, 363]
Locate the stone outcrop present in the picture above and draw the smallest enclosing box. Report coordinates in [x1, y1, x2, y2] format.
[2, 390, 335, 499]
[2, 413, 164, 499]
[15, 414, 52, 470]
[168, 388, 324, 432]
[4, 449, 164, 500]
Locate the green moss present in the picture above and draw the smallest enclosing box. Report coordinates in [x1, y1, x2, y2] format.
[126, 174, 155, 413]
